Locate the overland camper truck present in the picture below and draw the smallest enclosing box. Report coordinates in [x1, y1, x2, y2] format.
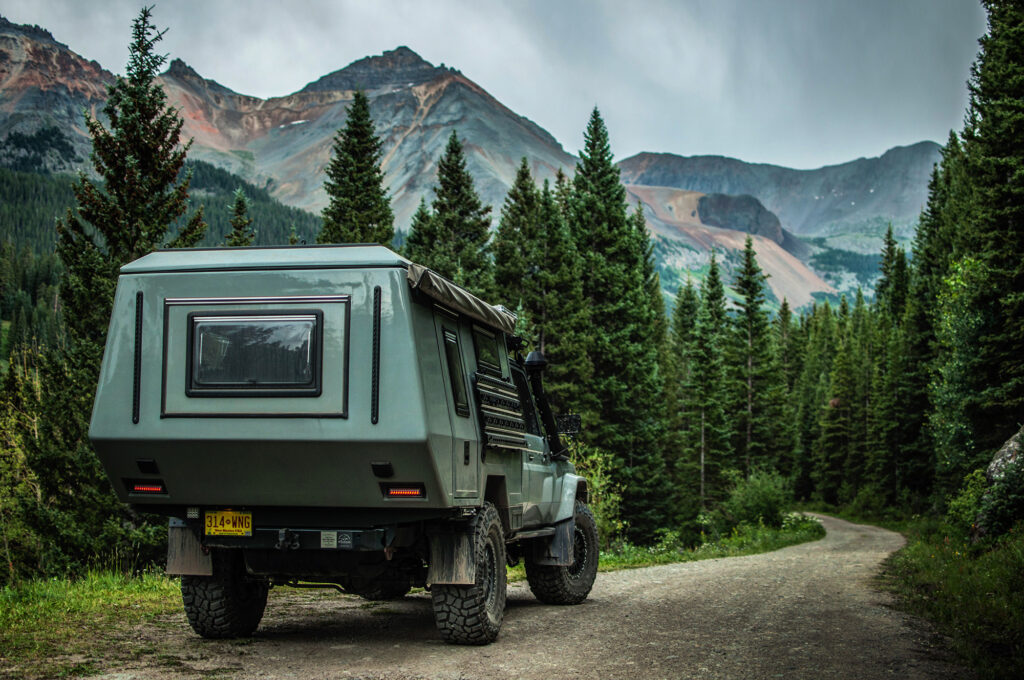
[89, 244, 597, 645]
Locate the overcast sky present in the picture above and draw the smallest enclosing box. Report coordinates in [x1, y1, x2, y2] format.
[5, 0, 987, 169]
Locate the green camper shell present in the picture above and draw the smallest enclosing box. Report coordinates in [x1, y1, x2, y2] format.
[91, 244, 580, 522]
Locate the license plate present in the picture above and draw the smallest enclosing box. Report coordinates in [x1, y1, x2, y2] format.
[204, 510, 252, 536]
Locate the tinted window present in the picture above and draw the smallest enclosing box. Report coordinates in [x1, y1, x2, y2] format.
[443, 329, 470, 417]
[188, 312, 322, 396]
[473, 328, 502, 376]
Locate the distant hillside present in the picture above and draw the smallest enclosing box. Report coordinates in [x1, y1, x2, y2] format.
[0, 161, 322, 254]
[618, 142, 940, 243]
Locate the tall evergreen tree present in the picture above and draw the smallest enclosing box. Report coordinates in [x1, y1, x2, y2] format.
[224, 188, 255, 246]
[681, 253, 732, 509]
[403, 198, 437, 263]
[568, 108, 671, 542]
[27, 7, 206, 573]
[949, 0, 1024, 458]
[424, 131, 493, 298]
[494, 158, 539, 298]
[492, 162, 593, 419]
[317, 91, 394, 245]
[727, 236, 776, 476]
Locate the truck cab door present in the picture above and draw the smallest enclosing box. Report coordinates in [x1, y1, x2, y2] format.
[434, 314, 479, 499]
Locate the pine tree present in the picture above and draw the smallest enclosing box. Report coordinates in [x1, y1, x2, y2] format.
[681, 253, 732, 509]
[949, 0, 1024, 458]
[664, 277, 701, 528]
[530, 182, 594, 420]
[224, 187, 255, 246]
[424, 131, 493, 298]
[567, 108, 671, 542]
[727, 236, 776, 477]
[494, 158, 539, 299]
[28, 7, 206, 574]
[792, 302, 837, 499]
[814, 331, 856, 505]
[403, 198, 438, 264]
[317, 91, 394, 245]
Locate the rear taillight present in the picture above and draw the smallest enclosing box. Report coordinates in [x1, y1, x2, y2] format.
[126, 479, 167, 495]
[380, 483, 425, 499]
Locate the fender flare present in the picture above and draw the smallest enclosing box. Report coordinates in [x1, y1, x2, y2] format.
[553, 473, 589, 523]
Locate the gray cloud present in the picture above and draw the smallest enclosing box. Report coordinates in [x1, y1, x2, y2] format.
[3, 0, 986, 168]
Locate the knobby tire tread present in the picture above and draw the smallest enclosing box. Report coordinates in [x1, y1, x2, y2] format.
[525, 501, 599, 605]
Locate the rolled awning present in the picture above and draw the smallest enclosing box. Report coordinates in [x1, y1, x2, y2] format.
[406, 263, 517, 335]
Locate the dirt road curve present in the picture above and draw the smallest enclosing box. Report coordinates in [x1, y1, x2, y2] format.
[95, 515, 968, 680]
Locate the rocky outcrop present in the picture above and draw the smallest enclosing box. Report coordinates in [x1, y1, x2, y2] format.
[697, 193, 784, 243]
[987, 425, 1023, 484]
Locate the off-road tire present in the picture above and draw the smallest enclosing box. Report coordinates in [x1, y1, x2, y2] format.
[181, 549, 268, 639]
[431, 502, 506, 644]
[525, 501, 599, 605]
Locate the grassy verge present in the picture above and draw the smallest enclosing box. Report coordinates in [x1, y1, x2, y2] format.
[1, 515, 825, 678]
[509, 512, 825, 580]
[883, 519, 1024, 680]
[0, 570, 181, 679]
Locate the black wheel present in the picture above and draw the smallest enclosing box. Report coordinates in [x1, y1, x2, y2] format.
[431, 502, 507, 644]
[525, 501, 599, 605]
[181, 549, 268, 639]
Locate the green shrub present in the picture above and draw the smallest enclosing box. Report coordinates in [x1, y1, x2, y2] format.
[569, 441, 625, 548]
[946, 468, 987, 539]
[720, 468, 792, 529]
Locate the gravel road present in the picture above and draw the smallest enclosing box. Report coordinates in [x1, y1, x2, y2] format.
[94, 514, 968, 680]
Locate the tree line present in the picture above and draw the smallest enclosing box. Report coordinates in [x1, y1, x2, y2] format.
[2, 1, 1023, 582]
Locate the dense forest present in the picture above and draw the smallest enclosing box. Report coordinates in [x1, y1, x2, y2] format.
[1, 1, 1023, 589]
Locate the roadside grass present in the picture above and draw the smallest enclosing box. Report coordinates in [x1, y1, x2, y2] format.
[2, 515, 824, 678]
[0, 570, 181, 679]
[883, 519, 1024, 680]
[508, 512, 825, 581]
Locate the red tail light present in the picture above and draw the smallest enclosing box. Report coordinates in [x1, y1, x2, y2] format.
[381, 483, 425, 499]
[126, 479, 167, 495]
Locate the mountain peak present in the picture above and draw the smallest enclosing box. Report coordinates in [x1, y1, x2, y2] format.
[298, 46, 441, 94]
[166, 58, 200, 80]
[0, 15, 59, 44]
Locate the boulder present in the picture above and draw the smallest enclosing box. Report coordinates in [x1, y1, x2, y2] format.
[987, 424, 1024, 484]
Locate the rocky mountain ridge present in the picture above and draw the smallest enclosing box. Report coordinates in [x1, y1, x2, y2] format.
[0, 14, 939, 306]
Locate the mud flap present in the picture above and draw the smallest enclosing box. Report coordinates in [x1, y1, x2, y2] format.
[531, 517, 574, 566]
[426, 529, 476, 585]
[166, 518, 212, 576]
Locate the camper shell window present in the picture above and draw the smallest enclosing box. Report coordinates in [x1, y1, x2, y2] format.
[442, 328, 470, 417]
[472, 327, 503, 377]
[186, 311, 323, 397]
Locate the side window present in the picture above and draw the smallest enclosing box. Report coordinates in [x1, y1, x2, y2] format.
[472, 327, 502, 377]
[442, 329, 470, 417]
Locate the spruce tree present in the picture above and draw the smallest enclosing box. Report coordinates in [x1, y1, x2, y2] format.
[492, 162, 593, 419]
[728, 236, 776, 476]
[426, 131, 493, 298]
[224, 187, 255, 246]
[27, 7, 206, 574]
[950, 0, 1024, 457]
[318, 91, 394, 245]
[681, 253, 732, 509]
[530, 182, 594, 419]
[664, 277, 701, 529]
[567, 108, 671, 542]
[403, 198, 438, 264]
[494, 158, 539, 299]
